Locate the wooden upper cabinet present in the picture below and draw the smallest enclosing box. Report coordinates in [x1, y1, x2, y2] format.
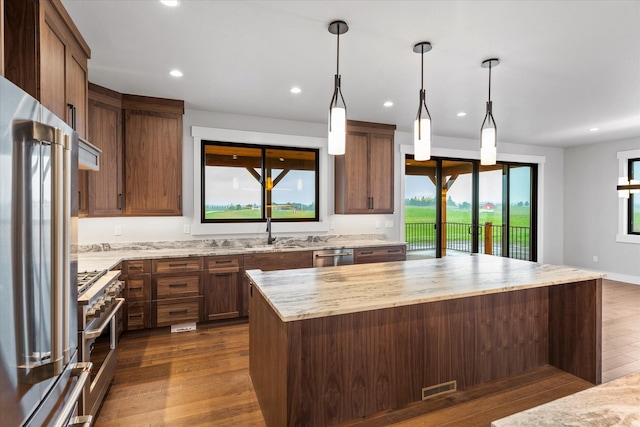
[122, 95, 184, 216]
[87, 83, 123, 216]
[335, 120, 395, 214]
[4, 0, 90, 137]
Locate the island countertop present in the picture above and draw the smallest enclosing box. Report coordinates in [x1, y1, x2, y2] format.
[491, 371, 640, 426]
[245, 255, 605, 322]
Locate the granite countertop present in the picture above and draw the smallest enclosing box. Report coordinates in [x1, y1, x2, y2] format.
[76, 235, 405, 272]
[245, 255, 605, 322]
[492, 371, 640, 426]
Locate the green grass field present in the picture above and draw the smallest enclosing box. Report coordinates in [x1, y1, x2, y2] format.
[204, 208, 315, 220]
[405, 205, 532, 227]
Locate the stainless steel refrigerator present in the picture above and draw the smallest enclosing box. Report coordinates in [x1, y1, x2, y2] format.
[1, 76, 91, 426]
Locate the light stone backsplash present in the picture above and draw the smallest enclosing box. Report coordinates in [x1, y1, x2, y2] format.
[77, 234, 390, 253]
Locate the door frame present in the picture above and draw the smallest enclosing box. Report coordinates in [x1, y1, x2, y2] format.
[400, 145, 545, 261]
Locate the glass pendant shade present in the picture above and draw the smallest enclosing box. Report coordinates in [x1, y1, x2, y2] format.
[328, 75, 347, 155]
[480, 104, 497, 166]
[414, 90, 431, 161]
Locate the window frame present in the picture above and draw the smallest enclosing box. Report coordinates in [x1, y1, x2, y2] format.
[616, 149, 640, 244]
[200, 140, 320, 223]
[627, 158, 640, 235]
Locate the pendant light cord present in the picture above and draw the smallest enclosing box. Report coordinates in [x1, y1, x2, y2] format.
[488, 62, 492, 103]
[421, 49, 424, 91]
[336, 23, 340, 75]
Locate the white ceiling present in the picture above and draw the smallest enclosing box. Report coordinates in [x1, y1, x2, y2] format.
[62, 0, 640, 148]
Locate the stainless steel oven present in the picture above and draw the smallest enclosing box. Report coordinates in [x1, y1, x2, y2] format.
[77, 270, 124, 418]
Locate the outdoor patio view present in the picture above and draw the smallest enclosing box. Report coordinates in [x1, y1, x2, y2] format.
[405, 158, 534, 261]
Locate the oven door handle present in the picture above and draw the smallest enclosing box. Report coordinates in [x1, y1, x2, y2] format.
[84, 298, 124, 340]
[51, 362, 93, 427]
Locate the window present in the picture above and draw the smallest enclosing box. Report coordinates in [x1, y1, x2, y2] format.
[201, 141, 319, 222]
[628, 158, 640, 234]
[617, 149, 640, 244]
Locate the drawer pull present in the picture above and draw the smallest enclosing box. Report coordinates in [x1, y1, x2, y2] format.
[215, 260, 232, 264]
[169, 263, 188, 267]
[215, 273, 232, 277]
[129, 287, 142, 291]
[169, 309, 189, 315]
[360, 251, 373, 255]
[129, 265, 143, 270]
[388, 249, 401, 253]
[169, 283, 188, 288]
[129, 314, 143, 318]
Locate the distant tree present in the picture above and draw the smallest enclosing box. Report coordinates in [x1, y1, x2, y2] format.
[447, 195, 456, 206]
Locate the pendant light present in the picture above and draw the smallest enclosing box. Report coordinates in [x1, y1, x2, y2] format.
[413, 42, 433, 161]
[328, 20, 348, 155]
[480, 58, 500, 166]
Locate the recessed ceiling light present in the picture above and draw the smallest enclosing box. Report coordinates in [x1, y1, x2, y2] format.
[590, 127, 599, 132]
[290, 87, 301, 94]
[383, 101, 394, 107]
[169, 69, 183, 77]
[160, 0, 179, 6]
[457, 112, 467, 117]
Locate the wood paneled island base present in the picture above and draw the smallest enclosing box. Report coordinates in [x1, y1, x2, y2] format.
[247, 256, 603, 427]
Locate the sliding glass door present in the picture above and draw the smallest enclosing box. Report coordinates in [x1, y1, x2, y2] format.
[405, 156, 537, 261]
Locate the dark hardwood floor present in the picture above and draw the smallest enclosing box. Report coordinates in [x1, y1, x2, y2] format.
[95, 279, 640, 426]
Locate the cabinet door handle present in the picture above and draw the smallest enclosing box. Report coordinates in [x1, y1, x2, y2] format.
[169, 309, 188, 315]
[178, 194, 182, 210]
[129, 287, 142, 291]
[169, 283, 188, 288]
[169, 263, 188, 268]
[360, 251, 373, 255]
[67, 103, 77, 130]
[129, 314, 143, 318]
[78, 191, 82, 210]
[118, 193, 123, 210]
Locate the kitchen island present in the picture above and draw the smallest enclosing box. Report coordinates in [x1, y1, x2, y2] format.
[246, 255, 605, 427]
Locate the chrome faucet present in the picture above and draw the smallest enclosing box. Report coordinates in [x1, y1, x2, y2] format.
[266, 217, 277, 245]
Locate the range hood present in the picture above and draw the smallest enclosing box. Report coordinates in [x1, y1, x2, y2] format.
[79, 137, 101, 171]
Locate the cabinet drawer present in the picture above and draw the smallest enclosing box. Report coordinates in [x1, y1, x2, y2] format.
[205, 255, 242, 272]
[155, 297, 202, 327]
[126, 302, 150, 330]
[125, 259, 151, 275]
[153, 257, 202, 273]
[244, 250, 313, 271]
[155, 274, 201, 299]
[125, 276, 150, 302]
[354, 245, 406, 264]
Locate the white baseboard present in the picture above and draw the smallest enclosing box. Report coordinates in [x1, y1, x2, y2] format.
[603, 271, 640, 285]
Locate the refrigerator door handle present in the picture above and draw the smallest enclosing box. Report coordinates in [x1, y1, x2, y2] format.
[13, 121, 70, 384]
[51, 362, 93, 427]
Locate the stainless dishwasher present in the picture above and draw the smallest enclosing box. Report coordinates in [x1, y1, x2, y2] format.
[313, 248, 355, 267]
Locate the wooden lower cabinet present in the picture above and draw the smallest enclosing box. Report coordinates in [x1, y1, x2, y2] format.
[154, 297, 202, 327]
[125, 302, 150, 330]
[122, 259, 151, 331]
[354, 245, 406, 264]
[204, 255, 242, 321]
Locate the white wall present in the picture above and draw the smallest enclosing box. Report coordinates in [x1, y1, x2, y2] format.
[79, 108, 566, 265]
[564, 137, 640, 284]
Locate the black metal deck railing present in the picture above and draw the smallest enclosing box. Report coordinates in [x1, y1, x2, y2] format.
[405, 222, 531, 260]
